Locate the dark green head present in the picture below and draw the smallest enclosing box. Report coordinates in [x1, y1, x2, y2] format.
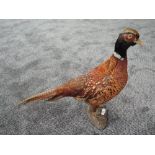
[114, 28, 143, 59]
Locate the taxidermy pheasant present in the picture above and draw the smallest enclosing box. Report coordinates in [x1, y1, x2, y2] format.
[20, 28, 143, 129]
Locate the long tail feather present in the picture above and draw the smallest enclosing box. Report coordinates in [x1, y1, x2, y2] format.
[19, 87, 64, 104]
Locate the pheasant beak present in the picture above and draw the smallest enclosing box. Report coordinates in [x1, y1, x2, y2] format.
[135, 39, 144, 46]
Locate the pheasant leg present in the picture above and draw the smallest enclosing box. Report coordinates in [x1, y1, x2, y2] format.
[87, 105, 108, 129]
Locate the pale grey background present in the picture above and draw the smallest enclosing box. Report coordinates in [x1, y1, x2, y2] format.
[0, 20, 155, 134]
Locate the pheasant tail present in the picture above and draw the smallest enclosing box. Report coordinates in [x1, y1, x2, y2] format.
[19, 87, 65, 104]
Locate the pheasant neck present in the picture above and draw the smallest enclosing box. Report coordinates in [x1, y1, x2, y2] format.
[113, 51, 125, 61]
[114, 38, 130, 60]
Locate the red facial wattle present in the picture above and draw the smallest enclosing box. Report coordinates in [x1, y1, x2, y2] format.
[123, 33, 136, 42]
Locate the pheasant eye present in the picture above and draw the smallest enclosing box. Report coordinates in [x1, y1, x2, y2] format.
[128, 34, 133, 39]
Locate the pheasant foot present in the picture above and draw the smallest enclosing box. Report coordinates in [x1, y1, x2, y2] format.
[87, 105, 108, 129]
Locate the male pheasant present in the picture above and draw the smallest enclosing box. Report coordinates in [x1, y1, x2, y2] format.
[20, 28, 143, 129]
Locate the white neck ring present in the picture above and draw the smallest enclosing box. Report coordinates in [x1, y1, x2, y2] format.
[113, 51, 124, 61]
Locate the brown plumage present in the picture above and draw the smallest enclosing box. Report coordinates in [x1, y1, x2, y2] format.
[20, 28, 143, 129]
